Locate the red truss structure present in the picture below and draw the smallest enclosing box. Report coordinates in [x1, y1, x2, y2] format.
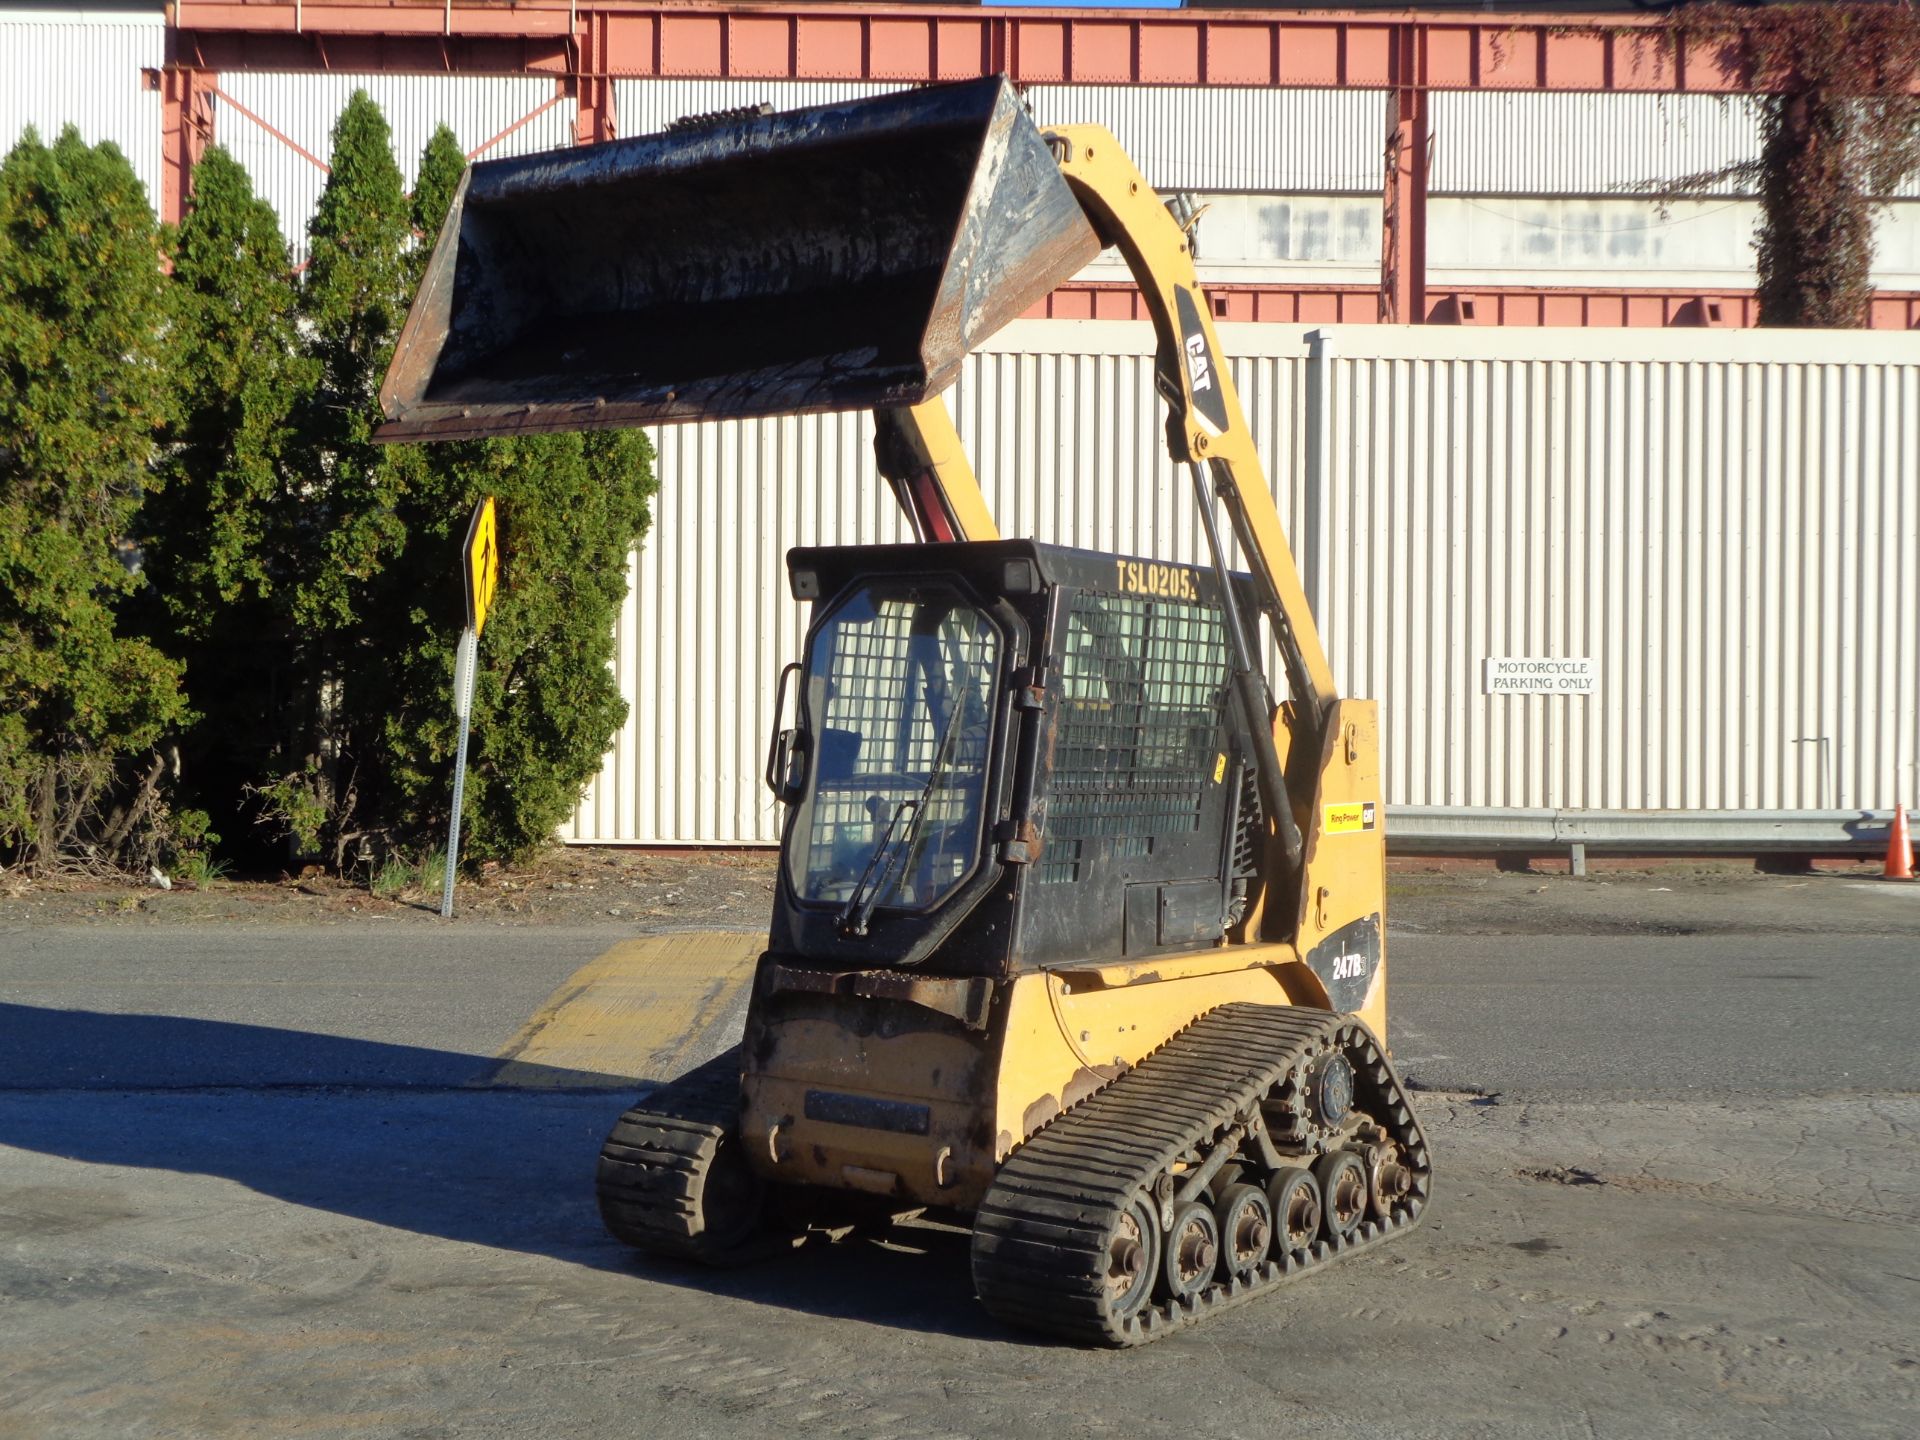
[157, 3, 1920, 328]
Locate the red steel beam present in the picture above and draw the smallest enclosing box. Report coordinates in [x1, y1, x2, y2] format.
[167, 4, 1790, 92]
[1039, 282, 1920, 331]
[150, 61, 214, 229]
[574, 8, 618, 142]
[160, 4, 1917, 326]
[1379, 26, 1428, 325]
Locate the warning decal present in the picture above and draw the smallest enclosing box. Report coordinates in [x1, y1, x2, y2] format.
[1323, 800, 1378, 835]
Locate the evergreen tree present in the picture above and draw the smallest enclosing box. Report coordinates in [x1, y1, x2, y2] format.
[352, 428, 657, 863]
[408, 123, 465, 288]
[297, 88, 415, 634]
[340, 128, 657, 865]
[138, 144, 314, 861]
[150, 145, 310, 626]
[247, 99, 657, 869]
[0, 127, 183, 871]
[257, 90, 419, 863]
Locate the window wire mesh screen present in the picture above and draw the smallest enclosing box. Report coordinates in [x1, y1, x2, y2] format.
[797, 594, 997, 910]
[1039, 592, 1231, 884]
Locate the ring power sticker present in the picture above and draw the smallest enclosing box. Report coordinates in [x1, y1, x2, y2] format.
[1323, 801, 1378, 835]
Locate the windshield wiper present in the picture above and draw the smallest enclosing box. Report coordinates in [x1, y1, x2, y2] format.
[839, 796, 919, 936]
[838, 665, 973, 936]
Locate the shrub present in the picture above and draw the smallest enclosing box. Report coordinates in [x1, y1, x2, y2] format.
[0, 127, 183, 873]
[250, 105, 657, 868]
[344, 125, 659, 865]
[138, 144, 315, 862]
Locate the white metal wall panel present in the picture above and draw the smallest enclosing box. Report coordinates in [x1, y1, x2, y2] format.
[1121, 193, 1920, 290]
[568, 322, 1919, 844]
[611, 79, 1386, 194]
[212, 73, 573, 261]
[567, 331, 1310, 844]
[1024, 85, 1389, 195]
[613, 78, 911, 140]
[1425, 195, 1771, 288]
[1431, 91, 1920, 200]
[0, 8, 163, 207]
[614, 86, 1920, 204]
[1310, 327, 1920, 814]
[571, 410, 915, 846]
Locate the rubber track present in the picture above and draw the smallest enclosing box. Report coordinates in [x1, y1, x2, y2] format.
[970, 1003, 1431, 1347]
[595, 1046, 743, 1260]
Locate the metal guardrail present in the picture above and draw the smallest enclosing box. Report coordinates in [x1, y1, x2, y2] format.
[1386, 807, 1898, 863]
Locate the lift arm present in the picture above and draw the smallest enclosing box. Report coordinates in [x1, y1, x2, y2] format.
[873, 398, 999, 543]
[1034, 126, 1344, 920]
[1043, 126, 1337, 720]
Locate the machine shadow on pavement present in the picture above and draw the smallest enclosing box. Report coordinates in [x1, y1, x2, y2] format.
[626, 1224, 1008, 1343]
[0, 1002, 1006, 1343]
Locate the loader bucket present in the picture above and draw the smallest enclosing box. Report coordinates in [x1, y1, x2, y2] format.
[377, 77, 1101, 441]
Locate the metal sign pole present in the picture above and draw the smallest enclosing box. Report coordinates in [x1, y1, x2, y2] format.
[442, 626, 478, 919]
[444, 494, 498, 920]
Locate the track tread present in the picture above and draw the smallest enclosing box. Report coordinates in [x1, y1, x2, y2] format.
[970, 1004, 1430, 1347]
[595, 1047, 749, 1261]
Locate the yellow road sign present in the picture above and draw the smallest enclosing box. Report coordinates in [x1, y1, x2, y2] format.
[464, 495, 499, 637]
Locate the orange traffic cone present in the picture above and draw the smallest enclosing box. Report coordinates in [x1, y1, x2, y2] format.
[1887, 804, 1916, 881]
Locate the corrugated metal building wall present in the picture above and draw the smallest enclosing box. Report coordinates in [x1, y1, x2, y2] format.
[2, 17, 1914, 839]
[212, 72, 573, 261]
[1306, 327, 1920, 814]
[566, 322, 1920, 845]
[1430, 92, 1920, 200]
[0, 7, 163, 204]
[614, 78, 909, 139]
[1, 13, 1913, 210]
[605, 80, 1920, 287]
[613, 79, 1386, 195]
[612, 79, 1836, 200]
[5, 20, 1917, 282]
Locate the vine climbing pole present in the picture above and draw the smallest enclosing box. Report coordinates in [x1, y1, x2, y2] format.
[1379, 23, 1430, 326]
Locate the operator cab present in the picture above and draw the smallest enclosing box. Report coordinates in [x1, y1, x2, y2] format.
[788, 578, 1001, 922]
[766, 540, 1266, 978]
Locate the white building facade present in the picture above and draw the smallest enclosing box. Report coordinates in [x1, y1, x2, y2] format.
[567, 323, 1920, 845]
[6, 7, 1917, 845]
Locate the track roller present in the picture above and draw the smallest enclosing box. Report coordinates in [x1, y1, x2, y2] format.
[1213, 1183, 1272, 1282]
[1312, 1150, 1367, 1242]
[1267, 1166, 1321, 1257]
[1161, 1201, 1219, 1304]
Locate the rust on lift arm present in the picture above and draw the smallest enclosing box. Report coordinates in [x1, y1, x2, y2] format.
[873, 397, 999, 543]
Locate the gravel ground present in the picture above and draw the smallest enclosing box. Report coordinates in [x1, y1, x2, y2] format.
[0, 847, 778, 929]
[4, 849, 1912, 940]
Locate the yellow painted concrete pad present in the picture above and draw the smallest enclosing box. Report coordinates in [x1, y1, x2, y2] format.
[478, 930, 764, 1089]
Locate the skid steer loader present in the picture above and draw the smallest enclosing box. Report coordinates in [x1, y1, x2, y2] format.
[379, 77, 1428, 1346]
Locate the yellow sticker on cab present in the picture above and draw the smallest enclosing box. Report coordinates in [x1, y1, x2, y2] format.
[1324, 800, 1378, 835]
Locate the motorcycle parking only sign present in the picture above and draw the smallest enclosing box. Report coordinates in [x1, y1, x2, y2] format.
[1483, 657, 1596, 695]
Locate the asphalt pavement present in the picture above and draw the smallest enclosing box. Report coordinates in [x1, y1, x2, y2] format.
[3, 913, 1912, 1100]
[1386, 931, 1918, 1100]
[2, 875, 1916, 1440]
